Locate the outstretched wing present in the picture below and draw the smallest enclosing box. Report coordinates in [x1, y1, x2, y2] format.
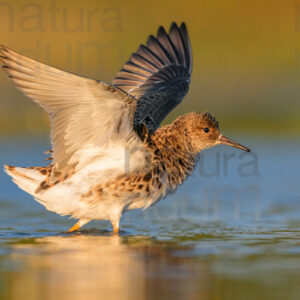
[112, 22, 192, 135]
[0, 46, 138, 178]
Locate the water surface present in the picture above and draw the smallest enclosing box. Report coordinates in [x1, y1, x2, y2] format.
[0, 136, 299, 300]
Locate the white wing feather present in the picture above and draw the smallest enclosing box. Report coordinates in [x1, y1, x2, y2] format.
[0, 46, 145, 178]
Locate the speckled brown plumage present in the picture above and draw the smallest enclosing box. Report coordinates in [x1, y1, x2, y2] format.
[2, 22, 250, 233]
[13, 164, 74, 194]
[83, 113, 210, 211]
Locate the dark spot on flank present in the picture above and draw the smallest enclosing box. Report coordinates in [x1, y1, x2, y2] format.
[153, 166, 160, 175]
[187, 166, 193, 172]
[116, 118, 123, 133]
[135, 176, 141, 182]
[147, 140, 156, 148]
[154, 149, 162, 158]
[41, 184, 50, 190]
[40, 169, 47, 175]
[143, 172, 152, 181]
[138, 184, 143, 190]
[97, 188, 103, 196]
[178, 158, 185, 167]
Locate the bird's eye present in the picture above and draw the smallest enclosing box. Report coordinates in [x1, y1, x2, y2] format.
[203, 128, 209, 133]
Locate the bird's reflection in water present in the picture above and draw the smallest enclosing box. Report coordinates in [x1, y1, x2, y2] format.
[5, 230, 210, 300]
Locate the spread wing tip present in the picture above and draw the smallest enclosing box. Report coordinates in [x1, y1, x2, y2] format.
[157, 22, 187, 33]
[0, 45, 9, 64]
[113, 22, 192, 96]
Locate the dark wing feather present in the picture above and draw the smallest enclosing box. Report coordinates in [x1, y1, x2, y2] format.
[112, 22, 193, 135]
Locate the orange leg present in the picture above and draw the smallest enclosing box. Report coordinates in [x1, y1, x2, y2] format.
[111, 219, 120, 233]
[67, 222, 81, 233]
[66, 219, 88, 233]
[112, 225, 119, 233]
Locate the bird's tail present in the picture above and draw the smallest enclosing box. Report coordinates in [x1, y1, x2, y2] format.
[4, 165, 46, 196]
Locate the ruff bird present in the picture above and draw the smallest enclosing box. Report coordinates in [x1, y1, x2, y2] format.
[1, 22, 250, 233]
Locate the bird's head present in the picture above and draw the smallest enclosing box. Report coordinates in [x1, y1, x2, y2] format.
[184, 112, 250, 153]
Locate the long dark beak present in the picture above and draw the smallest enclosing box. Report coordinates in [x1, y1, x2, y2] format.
[218, 135, 251, 152]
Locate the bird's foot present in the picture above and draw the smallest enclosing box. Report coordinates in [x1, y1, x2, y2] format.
[112, 225, 119, 233]
[66, 219, 89, 233]
[66, 222, 81, 233]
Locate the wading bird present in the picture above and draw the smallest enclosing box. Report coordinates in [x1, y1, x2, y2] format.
[1, 22, 250, 233]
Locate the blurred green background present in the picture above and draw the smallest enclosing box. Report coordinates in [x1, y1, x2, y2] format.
[0, 2, 300, 300]
[0, 0, 299, 136]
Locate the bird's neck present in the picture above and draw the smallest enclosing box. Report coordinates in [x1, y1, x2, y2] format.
[149, 122, 198, 190]
[151, 117, 198, 156]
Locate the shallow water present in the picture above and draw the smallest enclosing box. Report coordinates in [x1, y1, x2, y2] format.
[0, 135, 299, 300]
